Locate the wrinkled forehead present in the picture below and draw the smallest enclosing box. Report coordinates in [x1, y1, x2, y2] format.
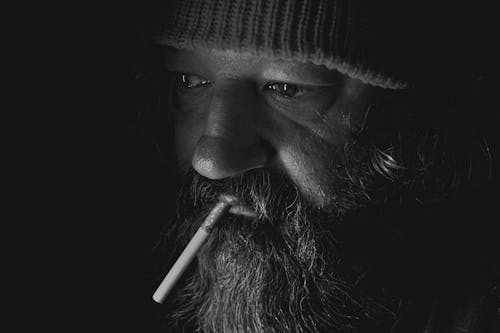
[163, 47, 346, 85]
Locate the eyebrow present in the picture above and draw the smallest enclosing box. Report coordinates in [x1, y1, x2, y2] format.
[261, 64, 344, 86]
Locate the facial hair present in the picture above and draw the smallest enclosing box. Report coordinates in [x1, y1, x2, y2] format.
[157, 148, 398, 333]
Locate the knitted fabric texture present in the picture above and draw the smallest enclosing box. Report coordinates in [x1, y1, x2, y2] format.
[154, 0, 415, 89]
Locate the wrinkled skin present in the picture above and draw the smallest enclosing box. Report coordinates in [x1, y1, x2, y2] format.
[166, 48, 378, 209]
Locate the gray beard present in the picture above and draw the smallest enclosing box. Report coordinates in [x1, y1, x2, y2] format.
[153, 99, 476, 332]
[160, 165, 398, 333]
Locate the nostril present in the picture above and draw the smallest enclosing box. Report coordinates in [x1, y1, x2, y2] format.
[192, 136, 268, 180]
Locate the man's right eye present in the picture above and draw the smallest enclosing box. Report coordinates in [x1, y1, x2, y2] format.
[174, 73, 211, 89]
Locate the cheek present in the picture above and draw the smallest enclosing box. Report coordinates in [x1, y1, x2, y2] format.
[275, 129, 342, 208]
[276, 90, 373, 203]
[264, 102, 353, 208]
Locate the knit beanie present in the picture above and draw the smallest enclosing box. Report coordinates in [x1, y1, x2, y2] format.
[153, 0, 419, 89]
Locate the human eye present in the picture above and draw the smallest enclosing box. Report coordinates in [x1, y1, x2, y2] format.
[173, 72, 211, 90]
[263, 82, 310, 99]
[261, 80, 341, 122]
[166, 71, 212, 116]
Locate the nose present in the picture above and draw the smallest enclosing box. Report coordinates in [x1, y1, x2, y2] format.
[192, 80, 270, 179]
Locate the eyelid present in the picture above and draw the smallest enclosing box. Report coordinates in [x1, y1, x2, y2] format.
[184, 73, 210, 85]
[266, 81, 309, 88]
[263, 81, 313, 98]
[263, 80, 337, 91]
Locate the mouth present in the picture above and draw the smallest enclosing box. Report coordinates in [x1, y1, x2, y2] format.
[219, 193, 257, 218]
[228, 204, 257, 218]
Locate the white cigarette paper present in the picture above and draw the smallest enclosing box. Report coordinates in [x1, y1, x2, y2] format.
[152, 195, 236, 304]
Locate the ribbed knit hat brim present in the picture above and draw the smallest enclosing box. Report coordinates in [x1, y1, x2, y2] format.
[154, 0, 414, 89]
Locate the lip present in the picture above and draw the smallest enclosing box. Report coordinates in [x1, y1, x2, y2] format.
[219, 194, 257, 218]
[228, 204, 257, 218]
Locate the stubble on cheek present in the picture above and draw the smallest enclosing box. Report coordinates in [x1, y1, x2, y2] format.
[275, 122, 374, 216]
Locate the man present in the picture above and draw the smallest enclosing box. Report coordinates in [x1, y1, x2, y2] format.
[140, 0, 498, 332]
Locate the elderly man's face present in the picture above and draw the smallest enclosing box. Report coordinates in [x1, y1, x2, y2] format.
[162, 48, 397, 332]
[166, 48, 379, 209]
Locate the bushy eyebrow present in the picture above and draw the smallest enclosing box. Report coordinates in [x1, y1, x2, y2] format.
[261, 65, 344, 86]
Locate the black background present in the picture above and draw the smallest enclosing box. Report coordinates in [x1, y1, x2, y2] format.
[17, 1, 497, 332]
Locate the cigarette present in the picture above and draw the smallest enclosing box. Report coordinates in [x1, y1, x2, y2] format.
[152, 194, 237, 304]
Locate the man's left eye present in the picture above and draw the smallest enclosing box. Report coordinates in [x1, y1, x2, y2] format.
[264, 82, 309, 98]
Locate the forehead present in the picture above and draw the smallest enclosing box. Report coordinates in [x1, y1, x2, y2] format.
[163, 47, 345, 84]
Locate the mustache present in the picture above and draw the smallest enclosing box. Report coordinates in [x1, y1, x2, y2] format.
[177, 167, 311, 225]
